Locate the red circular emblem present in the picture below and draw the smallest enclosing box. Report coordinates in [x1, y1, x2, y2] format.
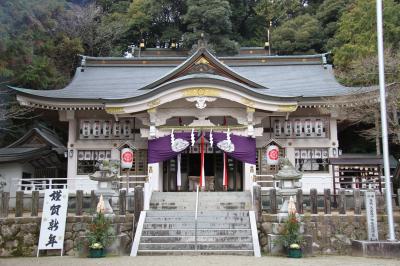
[268, 149, 279, 160]
[122, 152, 133, 163]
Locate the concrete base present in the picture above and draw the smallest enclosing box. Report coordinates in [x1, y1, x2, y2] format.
[267, 234, 313, 256]
[351, 240, 400, 258]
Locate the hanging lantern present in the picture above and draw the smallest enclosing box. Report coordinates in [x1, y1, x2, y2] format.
[121, 148, 134, 169]
[81, 120, 91, 137]
[266, 145, 279, 165]
[274, 119, 281, 136]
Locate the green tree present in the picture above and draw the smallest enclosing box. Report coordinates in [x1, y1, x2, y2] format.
[183, 0, 238, 55]
[126, 0, 187, 48]
[333, 0, 400, 69]
[271, 14, 324, 54]
[315, 0, 354, 51]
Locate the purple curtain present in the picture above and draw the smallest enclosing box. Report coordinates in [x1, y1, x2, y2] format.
[148, 131, 256, 165]
[148, 132, 195, 163]
[205, 132, 256, 165]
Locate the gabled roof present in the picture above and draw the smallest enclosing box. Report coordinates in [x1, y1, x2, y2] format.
[0, 127, 66, 164]
[139, 47, 265, 90]
[7, 127, 66, 154]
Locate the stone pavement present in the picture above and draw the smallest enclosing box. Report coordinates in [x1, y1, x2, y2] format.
[1, 255, 399, 266]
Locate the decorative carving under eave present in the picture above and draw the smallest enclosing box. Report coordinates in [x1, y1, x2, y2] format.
[186, 97, 217, 109]
[195, 57, 210, 65]
[277, 105, 298, 112]
[182, 87, 220, 97]
[105, 107, 125, 114]
[242, 98, 255, 108]
[185, 63, 216, 75]
[147, 99, 161, 108]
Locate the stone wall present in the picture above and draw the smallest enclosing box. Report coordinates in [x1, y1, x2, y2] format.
[0, 214, 134, 257]
[258, 213, 400, 255]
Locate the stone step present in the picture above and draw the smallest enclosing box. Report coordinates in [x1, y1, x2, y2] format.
[137, 250, 254, 256]
[150, 204, 251, 211]
[145, 216, 250, 223]
[140, 235, 253, 243]
[138, 242, 254, 250]
[143, 222, 250, 230]
[146, 210, 250, 217]
[141, 229, 252, 237]
[151, 192, 251, 197]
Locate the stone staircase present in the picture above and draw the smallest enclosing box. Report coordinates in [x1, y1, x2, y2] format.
[136, 192, 257, 255]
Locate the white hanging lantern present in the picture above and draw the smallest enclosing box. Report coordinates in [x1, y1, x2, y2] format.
[113, 121, 121, 137]
[274, 119, 281, 136]
[284, 120, 292, 136]
[93, 120, 101, 137]
[103, 120, 111, 137]
[266, 145, 279, 165]
[121, 148, 134, 169]
[304, 119, 312, 136]
[81, 120, 91, 137]
[315, 119, 323, 136]
[294, 119, 302, 136]
[123, 120, 131, 137]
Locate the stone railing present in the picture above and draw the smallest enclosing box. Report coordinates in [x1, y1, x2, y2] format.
[252, 186, 400, 217]
[0, 187, 144, 218]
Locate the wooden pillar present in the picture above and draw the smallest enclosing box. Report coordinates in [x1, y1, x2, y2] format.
[15, 191, 24, 217]
[134, 186, 144, 229]
[310, 188, 318, 214]
[90, 190, 97, 214]
[323, 189, 331, 214]
[76, 190, 83, 216]
[269, 188, 277, 214]
[338, 189, 346, 214]
[354, 189, 361, 215]
[296, 189, 303, 214]
[252, 184, 262, 222]
[119, 190, 127, 215]
[31, 191, 39, 217]
[0, 192, 10, 218]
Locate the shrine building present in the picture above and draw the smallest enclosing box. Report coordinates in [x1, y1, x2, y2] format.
[9, 46, 378, 194]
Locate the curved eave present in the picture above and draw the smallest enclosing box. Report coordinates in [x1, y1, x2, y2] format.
[138, 48, 266, 90]
[104, 74, 302, 103]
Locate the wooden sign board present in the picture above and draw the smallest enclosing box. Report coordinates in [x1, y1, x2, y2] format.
[37, 189, 69, 256]
[365, 191, 379, 241]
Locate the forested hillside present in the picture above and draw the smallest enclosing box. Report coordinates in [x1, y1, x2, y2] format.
[0, 0, 399, 148]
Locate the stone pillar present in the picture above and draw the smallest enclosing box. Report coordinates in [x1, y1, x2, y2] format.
[252, 184, 262, 222]
[244, 163, 256, 191]
[134, 186, 144, 231]
[324, 188, 331, 214]
[270, 188, 277, 214]
[310, 188, 318, 214]
[148, 162, 162, 192]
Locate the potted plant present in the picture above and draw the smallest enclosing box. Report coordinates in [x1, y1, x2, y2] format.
[87, 196, 115, 258]
[275, 212, 304, 258]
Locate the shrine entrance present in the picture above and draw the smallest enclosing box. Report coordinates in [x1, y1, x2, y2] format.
[162, 152, 243, 192]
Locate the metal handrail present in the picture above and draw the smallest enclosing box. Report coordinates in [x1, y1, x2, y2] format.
[194, 185, 199, 251]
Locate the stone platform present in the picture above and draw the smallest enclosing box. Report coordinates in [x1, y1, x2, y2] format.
[351, 240, 400, 258]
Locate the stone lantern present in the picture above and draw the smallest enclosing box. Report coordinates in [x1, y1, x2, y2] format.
[89, 160, 119, 216]
[274, 158, 302, 220]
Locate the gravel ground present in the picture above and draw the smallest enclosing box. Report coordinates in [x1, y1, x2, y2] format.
[1, 256, 399, 266]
